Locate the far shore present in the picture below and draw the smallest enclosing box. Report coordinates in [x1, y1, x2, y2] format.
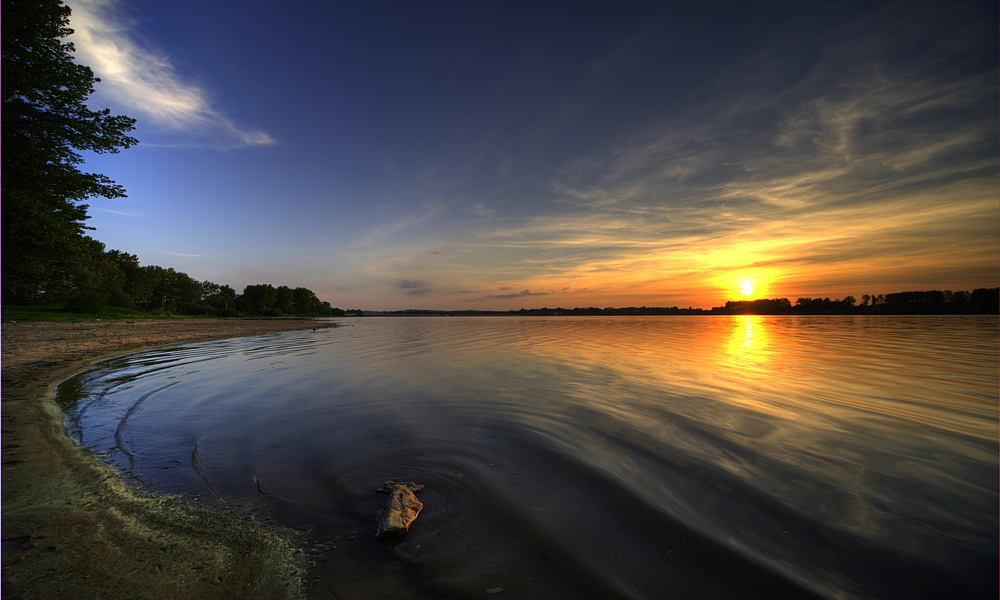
[2, 318, 338, 599]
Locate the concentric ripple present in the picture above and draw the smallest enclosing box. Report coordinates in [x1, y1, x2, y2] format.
[59, 317, 999, 599]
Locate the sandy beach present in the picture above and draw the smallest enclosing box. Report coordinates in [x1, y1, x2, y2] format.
[2, 318, 338, 599]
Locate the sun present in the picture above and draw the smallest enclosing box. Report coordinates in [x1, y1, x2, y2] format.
[740, 280, 754, 296]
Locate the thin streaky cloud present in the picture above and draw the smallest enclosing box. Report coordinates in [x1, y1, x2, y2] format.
[167, 251, 204, 257]
[96, 207, 145, 217]
[62, 1, 995, 310]
[68, 0, 275, 149]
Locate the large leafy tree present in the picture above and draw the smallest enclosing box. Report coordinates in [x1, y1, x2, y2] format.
[241, 284, 278, 312]
[2, 0, 138, 303]
[292, 286, 317, 314]
[274, 285, 294, 313]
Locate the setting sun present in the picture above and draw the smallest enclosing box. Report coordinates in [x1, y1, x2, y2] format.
[741, 280, 755, 296]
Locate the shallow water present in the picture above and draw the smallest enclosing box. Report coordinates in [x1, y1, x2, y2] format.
[59, 316, 999, 599]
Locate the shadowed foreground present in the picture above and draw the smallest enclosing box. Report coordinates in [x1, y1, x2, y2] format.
[1, 319, 337, 599]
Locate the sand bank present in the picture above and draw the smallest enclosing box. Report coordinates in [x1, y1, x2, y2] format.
[2, 318, 338, 599]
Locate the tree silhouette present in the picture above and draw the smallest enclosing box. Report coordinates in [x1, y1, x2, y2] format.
[2, 0, 137, 302]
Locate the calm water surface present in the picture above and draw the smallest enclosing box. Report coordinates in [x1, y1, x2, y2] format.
[59, 316, 999, 599]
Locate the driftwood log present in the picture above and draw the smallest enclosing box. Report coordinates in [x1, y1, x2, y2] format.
[375, 481, 424, 540]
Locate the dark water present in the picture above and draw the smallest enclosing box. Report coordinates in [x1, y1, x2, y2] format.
[58, 316, 999, 599]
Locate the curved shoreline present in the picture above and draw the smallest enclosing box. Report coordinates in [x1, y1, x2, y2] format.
[2, 318, 338, 599]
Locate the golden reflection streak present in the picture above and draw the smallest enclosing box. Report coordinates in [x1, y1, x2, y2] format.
[725, 315, 770, 363]
[501, 316, 995, 439]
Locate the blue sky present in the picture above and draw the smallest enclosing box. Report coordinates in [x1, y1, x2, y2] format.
[70, 0, 998, 310]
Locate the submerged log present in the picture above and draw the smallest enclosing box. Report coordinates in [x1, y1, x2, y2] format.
[375, 480, 424, 540]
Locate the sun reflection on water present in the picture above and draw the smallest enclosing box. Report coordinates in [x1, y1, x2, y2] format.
[726, 315, 770, 362]
[57, 315, 999, 600]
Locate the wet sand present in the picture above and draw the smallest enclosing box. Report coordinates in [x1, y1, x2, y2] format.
[2, 318, 338, 599]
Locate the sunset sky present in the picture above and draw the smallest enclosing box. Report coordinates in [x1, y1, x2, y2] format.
[70, 0, 998, 310]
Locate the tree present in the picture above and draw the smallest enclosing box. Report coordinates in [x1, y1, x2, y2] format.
[241, 284, 277, 312]
[171, 272, 203, 311]
[275, 285, 294, 314]
[205, 284, 236, 311]
[2, 0, 138, 303]
[200, 281, 221, 302]
[970, 288, 999, 313]
[135, 266, 167, 309]
[292, 286, 318, 314]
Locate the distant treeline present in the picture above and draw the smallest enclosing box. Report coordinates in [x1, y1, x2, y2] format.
[366, 307, 709, 316]
[715, 289, 999, 315]
[16, 237, 345, 316]
[371, 288, 999, 317]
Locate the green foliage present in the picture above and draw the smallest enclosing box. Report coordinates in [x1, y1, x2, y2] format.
[65, 290, 107, 313]
[23, 241, 346, 319]
[105, 286, 133, 309]
[203, 284, 236, 311]
[293, 288, 316, 314]
[2, 0, 138, 303]
[0, 0, 341, 321]
[63, 284, 129, 313]
[3, 305, 150, 322]
[242, 284, 278, 312]
[275, 286, 294, 313]
[130, 265, 203, 311]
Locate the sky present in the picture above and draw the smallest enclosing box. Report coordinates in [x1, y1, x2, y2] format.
[69, 0, 998, 311]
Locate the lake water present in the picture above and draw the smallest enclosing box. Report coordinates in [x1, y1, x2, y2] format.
[58, 316, 999, 599]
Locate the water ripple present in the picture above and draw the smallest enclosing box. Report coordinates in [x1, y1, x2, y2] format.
[58, 317, 999, 599]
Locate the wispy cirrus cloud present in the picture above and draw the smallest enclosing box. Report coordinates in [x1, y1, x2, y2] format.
[68, 0, 275, 149]
[414, 42, 996, 308]
[503, 25, 996, 297]
[96, 207, 145, 217]
[339, 3, 995, 310]
[167, 251, 204, 258]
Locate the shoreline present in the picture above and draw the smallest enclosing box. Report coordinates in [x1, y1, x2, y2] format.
[2, 318, 338, 599]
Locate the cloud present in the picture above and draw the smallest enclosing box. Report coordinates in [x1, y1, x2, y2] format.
[395, 279, 434, 295]
[300, 3, 994, 309]
[96, 207, 144, 217]
[68, 0, 275, 149]
[488, 289, 547, 299]
[396, 279, 432, 289]
[473, 15, 997, 296]
[355, 199, 448, 249]
[167, 251, 204, 257]
[468, 202, 497, 218]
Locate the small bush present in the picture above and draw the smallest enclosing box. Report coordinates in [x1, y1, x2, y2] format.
[106, 286, 133, 309]
[66, 290, 107, 313]
[183, 304, 216, 316]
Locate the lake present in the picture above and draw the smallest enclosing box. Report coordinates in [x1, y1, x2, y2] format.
[58, 316, 999, 599]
